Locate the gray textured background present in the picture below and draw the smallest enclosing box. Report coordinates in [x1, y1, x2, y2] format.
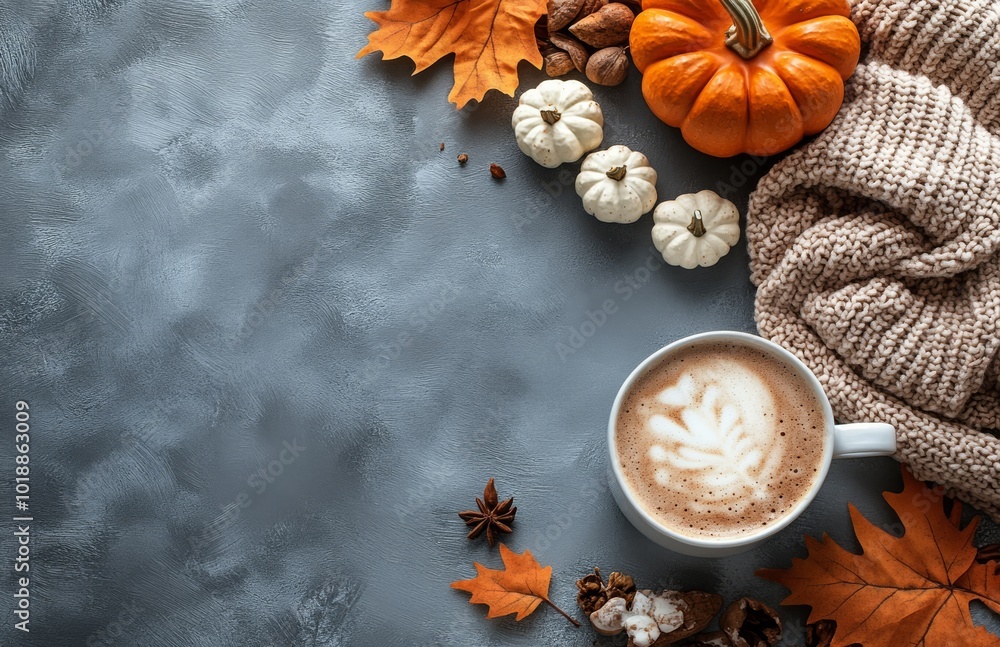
[0, 1, 997, 645]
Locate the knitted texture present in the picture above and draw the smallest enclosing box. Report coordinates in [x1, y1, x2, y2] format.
[747, 0, 1000, 517]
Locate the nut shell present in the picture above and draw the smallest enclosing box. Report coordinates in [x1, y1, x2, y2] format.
[569, 2, 633, 48]
[578, 0, 609, 17]
[586, 46, 629, 86]
[657, 591, 724, 644]
[538, 39, 560, 58]
[547, 0, 586, 33]
[549, 33, 590, 73]
[545, 51, 575, 77]
[720, 597, 782, 647]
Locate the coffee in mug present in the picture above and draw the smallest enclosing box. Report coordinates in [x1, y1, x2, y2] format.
[614, 339, 827, 539]
[608, 331, 897, 557]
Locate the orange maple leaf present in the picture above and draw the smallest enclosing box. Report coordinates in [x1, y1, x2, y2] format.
[451, 543, 580, 625]
[357, 0, 545, 108]
[759, 466, 1000, 647]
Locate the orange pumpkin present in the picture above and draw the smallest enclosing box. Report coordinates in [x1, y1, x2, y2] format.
[629, 0, 860, 157]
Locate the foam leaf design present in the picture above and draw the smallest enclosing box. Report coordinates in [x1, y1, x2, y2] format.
[647, 366, 782, 514]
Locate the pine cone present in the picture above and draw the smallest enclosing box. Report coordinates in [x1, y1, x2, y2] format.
[576, 570, 606, 615]
[576, 567, 637, 615]
[606, 571, 637, 605]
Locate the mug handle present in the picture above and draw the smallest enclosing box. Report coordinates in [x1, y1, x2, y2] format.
[832, 423, 897, 458]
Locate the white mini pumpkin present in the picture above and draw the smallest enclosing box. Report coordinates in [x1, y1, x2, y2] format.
[651, 190, 740, 269]
[512, 79, 604, 168]
[575, 145, 658, 223]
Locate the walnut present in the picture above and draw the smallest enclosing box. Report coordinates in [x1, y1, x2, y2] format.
[545, 51, 576, 77]
[586, 46, 629, 86]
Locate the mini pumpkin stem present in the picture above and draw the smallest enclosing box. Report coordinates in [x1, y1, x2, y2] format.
[687, 210, 707, 237]
[719, 0, 772, 59]
[540, 108, 561, 124]
[606, 165, 627, 181]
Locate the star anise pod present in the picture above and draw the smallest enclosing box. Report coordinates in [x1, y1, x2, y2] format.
[575, 567, 637, 615]
[457, 478, 516, 547]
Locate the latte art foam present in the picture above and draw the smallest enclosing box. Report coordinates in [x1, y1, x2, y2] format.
[615, 342, 827, 539]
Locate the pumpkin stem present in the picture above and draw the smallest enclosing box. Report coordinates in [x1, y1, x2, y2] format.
[540, 108, 561, 124]
[687, 210, 707, 237]
[606, 165, 627, 181]
[719, 0, 772, 59]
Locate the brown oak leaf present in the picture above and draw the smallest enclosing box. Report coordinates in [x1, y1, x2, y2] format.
[451, 543, 579, 625]
[758, 466, 1000, 647]
[357, 0, 546, 108]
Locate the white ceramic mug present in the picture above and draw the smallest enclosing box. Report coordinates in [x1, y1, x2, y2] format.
[607, 330, 897, 557]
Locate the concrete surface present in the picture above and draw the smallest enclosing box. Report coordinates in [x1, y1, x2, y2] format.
[0, 1, 997, 645]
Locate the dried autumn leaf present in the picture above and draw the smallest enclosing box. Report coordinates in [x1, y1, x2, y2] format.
[758, 466, 1000, 647]
[451, 543, 580, 626]
[357, 0, 546, 108]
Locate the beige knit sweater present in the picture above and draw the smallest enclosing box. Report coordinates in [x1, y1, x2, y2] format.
[748, 0, 1000, 517]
